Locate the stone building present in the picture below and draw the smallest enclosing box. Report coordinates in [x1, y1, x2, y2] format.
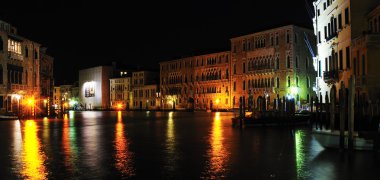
[110, 77, 132, 110]
[230, 25, 316, 109]
[312, 0, 380, 102]
[79, 66, 113, 110]
[160, 51, 231, 110]
[132, 71, 159, 110]
[0, 20, 42, 116]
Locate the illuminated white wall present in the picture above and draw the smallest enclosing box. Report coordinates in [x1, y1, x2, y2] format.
[79, 66, 113, 109]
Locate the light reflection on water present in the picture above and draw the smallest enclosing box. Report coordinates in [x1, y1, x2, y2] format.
[165, 111, 177, 173]
[62, 112, 79, 175]
[203, 112, 230, 179]
[21, 120, 47, 179]
[114, 111, 135, 177]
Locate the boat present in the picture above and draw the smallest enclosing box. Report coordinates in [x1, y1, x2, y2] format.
[0, 115, 19, 120]
[312, 129, 374, 150]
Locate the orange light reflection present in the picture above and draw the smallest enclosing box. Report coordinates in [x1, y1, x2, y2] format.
[115, 111, 134, 177]
[22, 120, 47, 179]
[205, 112, 229, 178]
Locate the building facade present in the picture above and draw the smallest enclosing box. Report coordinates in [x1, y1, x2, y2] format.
[230, 25, 316, 109]
[312, 0, 380, 102]
[0, 20, 42, 116]
[160, 51, 232, 110]
[79, 66, 113, 110]
[132, 71, 159, 110]
[110, 77, 132, 109]
[160, 25, 316, 110]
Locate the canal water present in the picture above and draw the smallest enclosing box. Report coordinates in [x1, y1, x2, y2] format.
[0, 111, 379, 179]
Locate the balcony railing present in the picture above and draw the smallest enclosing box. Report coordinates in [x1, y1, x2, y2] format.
[7, 51, 24, 61]
[326, 32, 338, 42]
[8, 84, 28, 91]
[323, 70, 339, 84]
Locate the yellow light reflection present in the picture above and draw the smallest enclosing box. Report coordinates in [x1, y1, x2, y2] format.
[22, 120, 47, 179]
[167, 112, 175, 152]
[115, 111, 134, 177]
[204, 112, 229, 178]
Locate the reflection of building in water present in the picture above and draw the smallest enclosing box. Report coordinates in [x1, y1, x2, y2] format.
[79, 66, 113, 110]
[114, 111, 134, 177]
[62, 113, 79, 175]
[22, 120, 47, 179]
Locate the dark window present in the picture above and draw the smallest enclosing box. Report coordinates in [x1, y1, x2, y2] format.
[346, 46, 350, 68]
[318, 31, 321, 43]
[0, 37, 3, 51]
[317, 9, 320, 16]
[286, 31, 290, 43]
[276, 77, 280, 88]
[242, 63, 246, 73]
[307, 77, 310, 88]
[0, 96, 3, 108]
[233, 81, 236, 91]
[233, 64, 236, 74]
[339, 50, 343, 70]
[295, 56, 299, 68]
[345, 8, 350, 25]
[287, 56, 291, 68]
[276, 57, 280, 69]
[271, 36, 274, 46]
[323, 3, 326, 10]
[338, 14, 342, 29]
[34, 49, 38, 59]
[243, 80, 245, 90]
[296, 77, 299, 87]
[324, 26, 327, 39]
[0, 65, 2, 84]
[287, 76, 291, 87]
[319, 61, 322, 77]
[294, 33, 297, 43]
[362, 54, 365, 75]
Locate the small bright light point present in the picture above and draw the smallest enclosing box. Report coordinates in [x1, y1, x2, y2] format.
[215, 99, 220, 105]
[117, 103, 123, 109]
[290, 86, 298, 95]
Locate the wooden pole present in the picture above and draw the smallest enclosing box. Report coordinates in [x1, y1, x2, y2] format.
[339, 82, 346, 150]
[320, 93, 323, 130]
[348, 76, 355, 150]
[330, 86, 336, 130]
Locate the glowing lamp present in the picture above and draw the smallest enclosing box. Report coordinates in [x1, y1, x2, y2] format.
[290, 86, 298, 95]
[69, 100, 77, 106]
[27, 98, 35, 106]
[117, 103, 123, 109]
[215, 99, 220, 105]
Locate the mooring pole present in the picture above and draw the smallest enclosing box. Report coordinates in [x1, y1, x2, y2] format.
[348, 76, 355, 150]
[339, 82, 346, 150]
[330, 86, 336, 131]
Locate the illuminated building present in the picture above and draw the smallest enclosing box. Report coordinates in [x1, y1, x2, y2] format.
[0, 20, 43, 115]
[53, 87, 61, 110]
[160, 25, 316, 110]
[312, 0, 380, 101]
[131, 71, 159, 110]
[160, 51, 232, 110]
[79, 66, 113, 110]
[231, 25, 316, 108]
[39, 47, 54, 115]
[110, 77, 132, 110]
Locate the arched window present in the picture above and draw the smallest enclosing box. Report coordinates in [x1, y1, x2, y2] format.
[287, 56, 291, 68]
[34, 48, 38, 59]
[276, 77, 280, 88]
[0, 36, 3, 51]
[25, 46, 28, 57]
[276, 57, 280, 69]
[288, 76, 291, 87]
[296, 76, 299, 87]
[0, 65, 3, 84]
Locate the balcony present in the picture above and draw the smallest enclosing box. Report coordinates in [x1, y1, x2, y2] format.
[323, 70, 339, 84]
[7, 51, 24, 61]
[326, 32, 338, 42]
[8, 83, 28, 92]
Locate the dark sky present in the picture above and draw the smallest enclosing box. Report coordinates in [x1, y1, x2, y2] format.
[0, 0, 314, 85]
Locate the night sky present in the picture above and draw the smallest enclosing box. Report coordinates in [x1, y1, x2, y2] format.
[0, 0, 314, 85]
